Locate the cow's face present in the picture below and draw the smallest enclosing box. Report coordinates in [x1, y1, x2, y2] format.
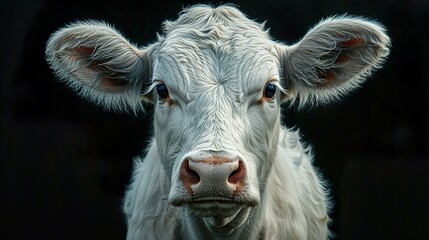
[45, 4, 390, 236]
[148, 29, 285, 228]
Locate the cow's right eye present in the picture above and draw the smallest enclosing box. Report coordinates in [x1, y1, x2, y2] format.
[156, 83, 169, 99]
[264, 82, 276, 99]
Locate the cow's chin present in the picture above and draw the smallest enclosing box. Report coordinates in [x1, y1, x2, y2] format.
[188, 201, 252, 235]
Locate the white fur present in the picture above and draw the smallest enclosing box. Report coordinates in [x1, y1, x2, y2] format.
[124, 128, 331, 240]
[46, 3, 390, 240]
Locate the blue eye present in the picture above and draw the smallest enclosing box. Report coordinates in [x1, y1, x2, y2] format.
[156, 83, 169, 99]
[264, 82, 276, 98]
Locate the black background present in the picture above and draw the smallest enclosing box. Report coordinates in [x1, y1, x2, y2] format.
[1, 0, 428, 239]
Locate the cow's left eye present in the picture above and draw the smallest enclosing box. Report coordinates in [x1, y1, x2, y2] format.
[156, 83, 169, 99]
[264, 82, 276, 99]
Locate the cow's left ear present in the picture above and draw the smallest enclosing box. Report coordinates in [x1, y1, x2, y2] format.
[279, 15, 390, 106]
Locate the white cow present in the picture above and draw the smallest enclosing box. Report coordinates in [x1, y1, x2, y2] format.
[45, 4, 390, 240]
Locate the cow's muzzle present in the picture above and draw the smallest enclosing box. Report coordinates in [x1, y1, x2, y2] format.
[169, 150, 259, 212]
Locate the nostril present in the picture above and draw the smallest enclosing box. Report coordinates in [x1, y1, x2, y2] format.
[228, 161, 245, 185]
[188, 168, 200, 183]
[180, 159, 200, 186]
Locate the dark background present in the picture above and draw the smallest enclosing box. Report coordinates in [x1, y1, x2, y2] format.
[1, 0, 428, 239]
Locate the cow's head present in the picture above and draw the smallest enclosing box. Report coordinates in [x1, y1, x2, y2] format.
[46, 5, 389, 235]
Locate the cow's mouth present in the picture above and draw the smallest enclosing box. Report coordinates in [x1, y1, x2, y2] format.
[188, 200, 252, 235]
[188, 199, 243, 218]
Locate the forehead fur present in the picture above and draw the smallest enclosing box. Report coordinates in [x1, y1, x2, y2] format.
[160, 4, 270, 42]
[152, 4, 280, 98]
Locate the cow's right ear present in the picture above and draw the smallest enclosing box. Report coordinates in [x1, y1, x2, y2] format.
[45, 20, 151, 113]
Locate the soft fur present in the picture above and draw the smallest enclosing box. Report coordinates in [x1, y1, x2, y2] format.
[46, 4, 390, 240]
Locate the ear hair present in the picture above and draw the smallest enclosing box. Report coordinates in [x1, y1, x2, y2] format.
[46, 20, 151, 114]
[280, 15, 391, 108]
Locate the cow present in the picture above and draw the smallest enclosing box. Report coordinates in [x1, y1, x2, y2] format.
[45, 4, 390, 240]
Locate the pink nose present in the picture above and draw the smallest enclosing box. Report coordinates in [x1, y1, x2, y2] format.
[179, 157, 246, 196]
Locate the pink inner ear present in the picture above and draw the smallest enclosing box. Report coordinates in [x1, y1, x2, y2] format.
[73, 46, 129, 90]
[322, 71, 335, 81]
[341, 38, 364, 47]
[71, 46, 129, 90]
[100, 77, 129, 90]
[335, 54, 350, 64]
[75, 46, 95, 56]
